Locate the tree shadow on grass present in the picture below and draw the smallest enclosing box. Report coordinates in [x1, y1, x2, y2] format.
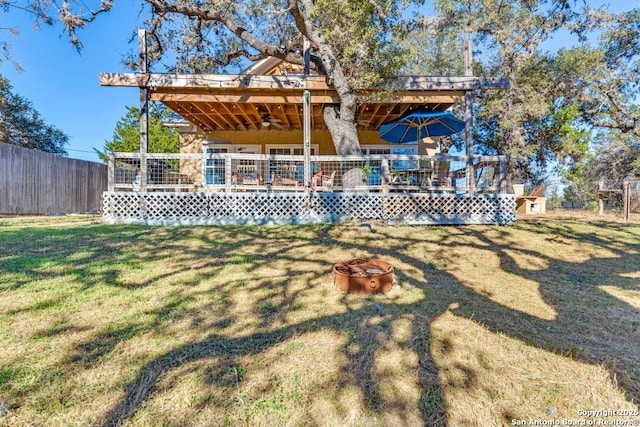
[94, 219, 639, 426]
[457, 221, 640, 403]
[99, 302, 449, 426]
[0, 224, 259, 299]
[3, 218, 639, 426]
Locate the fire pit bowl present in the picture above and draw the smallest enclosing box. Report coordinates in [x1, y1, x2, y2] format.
[333, 258, 394, 295]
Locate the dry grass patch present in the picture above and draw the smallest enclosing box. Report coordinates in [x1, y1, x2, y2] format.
[0, 214, 639, 426]
[431, 311, 633, 425]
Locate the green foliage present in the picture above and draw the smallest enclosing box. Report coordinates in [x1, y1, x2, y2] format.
[542, 104, 592, 162]
[401, 23, 466, 76]
[418, 2, 638, 191]
[562, 152, 597, 204]
[0, 74, 68, 155]
[551, 43, 639, 187]
[95, 104, 180, 163]
[310, 0, 408, 87]
[470, 51, 592, 184]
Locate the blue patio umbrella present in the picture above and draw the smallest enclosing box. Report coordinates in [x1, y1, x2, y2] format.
[378, 109, 465, 143]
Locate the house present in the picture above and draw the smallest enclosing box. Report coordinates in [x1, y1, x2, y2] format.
[100, 33, 516, 225]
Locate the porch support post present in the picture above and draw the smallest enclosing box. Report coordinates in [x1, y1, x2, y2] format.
[464, 40, 476, 193]
[107, 152, 114, 192]
[303, 38, 311, 191]
[303, 90, 311, 190]
[225, 156, 232, 193]
[498, 155, 507, 194]
[138, 29, 149, 191]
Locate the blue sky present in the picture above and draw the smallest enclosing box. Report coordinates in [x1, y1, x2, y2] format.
[2, 1, 144, 162]
[1, 0, 637, 163]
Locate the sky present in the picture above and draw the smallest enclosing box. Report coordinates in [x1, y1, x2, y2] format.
[2, 1, 144, 162]
[1, 0, 637, 164]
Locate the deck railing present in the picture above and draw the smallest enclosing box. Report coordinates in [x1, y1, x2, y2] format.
[108, 152, 508, 194]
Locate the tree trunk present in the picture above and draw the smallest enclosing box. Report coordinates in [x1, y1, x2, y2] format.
[150, 0, 365, 156]
[316, 59, 361, 155]
[318, 70, 363, 188]
[323, 102, 365, 189]
[290, 0, 362, 156]
[322, 104, 361, 155]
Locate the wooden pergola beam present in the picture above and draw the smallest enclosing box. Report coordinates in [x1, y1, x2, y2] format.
[100, 73, 509, 91]
[149, 93, 461, 104]
[102, 64, 510, 134]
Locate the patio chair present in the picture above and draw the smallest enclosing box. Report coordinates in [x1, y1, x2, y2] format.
[432, 160, 451, 187]
[271, 164, 299, 186]
[314, 170, 336, 192]
[237, 164, 259, 186]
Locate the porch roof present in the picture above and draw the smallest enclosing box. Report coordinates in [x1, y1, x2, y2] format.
[100, 72, 508, 132]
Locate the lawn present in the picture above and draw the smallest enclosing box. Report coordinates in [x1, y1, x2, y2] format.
[0, 213, 639, 426]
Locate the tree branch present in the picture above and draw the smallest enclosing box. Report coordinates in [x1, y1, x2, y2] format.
[368, 0, 389, 23]
[146, 0, 295, 61]
[59, 0, 113, 50]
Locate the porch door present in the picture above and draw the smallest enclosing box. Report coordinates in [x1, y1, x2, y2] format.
[268, 146, 316, 185]
[366, 148, 390, 186]
[234, 146, 261, 184]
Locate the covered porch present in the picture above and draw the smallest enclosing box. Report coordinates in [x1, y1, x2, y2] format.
[100, 34, 515, 225]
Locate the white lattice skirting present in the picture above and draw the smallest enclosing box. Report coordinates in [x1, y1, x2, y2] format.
[102, 192, 516, 226]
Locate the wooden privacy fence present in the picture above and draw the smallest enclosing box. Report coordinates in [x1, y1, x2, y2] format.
[0, 142, 107, 215]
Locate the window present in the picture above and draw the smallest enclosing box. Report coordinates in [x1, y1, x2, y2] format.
[204, 146, 229, 186]
[389, 147, 417, 171]
[267, 146, 317, 155]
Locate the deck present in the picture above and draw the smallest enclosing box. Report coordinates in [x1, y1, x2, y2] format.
[103, 153, 516, 225]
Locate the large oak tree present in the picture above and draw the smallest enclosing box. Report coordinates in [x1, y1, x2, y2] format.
[6, 0, 638, 186]
[408, 1, 639, 188]
[52, 0, 412, 155]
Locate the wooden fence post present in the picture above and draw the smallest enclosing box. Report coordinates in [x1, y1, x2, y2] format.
[598, 180, 604, 216]
[623, 180, 630, 221]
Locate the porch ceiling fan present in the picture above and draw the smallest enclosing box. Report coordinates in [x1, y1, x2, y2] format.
[260, 112, 283, 129]
[261, 113, 272, 127]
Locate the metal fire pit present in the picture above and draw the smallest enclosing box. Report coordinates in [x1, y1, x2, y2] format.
[333, 258, 394, 295]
